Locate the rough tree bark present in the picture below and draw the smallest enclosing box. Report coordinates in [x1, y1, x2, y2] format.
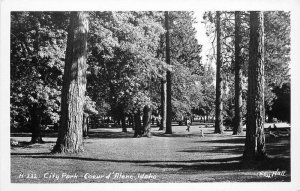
[233, 11, 244, 135]
[82, 113, 89, 138]
[134, 109, 142, 137]
[121, 112, 127, 132]
[165, 11, 172, 134]
[142, 105, 152, 137]
[214, 11, 224, 134]
[52, 12, 89, 153]
[243, 11, 267, 161]
[30, 103, 43, 143]
[159, 77, 167, 130]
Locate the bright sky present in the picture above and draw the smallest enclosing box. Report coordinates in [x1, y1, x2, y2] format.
[193, 11, 214, 67]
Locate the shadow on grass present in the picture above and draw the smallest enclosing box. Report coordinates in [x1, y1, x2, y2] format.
[13, 152, 290, 176]
[11, 152, 290, 172]
[87, 128, 212, 139]
[11, 130, 136, 139]
[11, 132, 59, 138]
[10, 141, 56, 148]
[266, 145, 290, 157]
[11, 152, 51, 155]
[177, 145, 244, 155]
[197, 138, 246, 144]
[140, 157, 290, 174]
[181, 143, 289, 158]
[189, 136, 290, 158]
[11, 130, 135, 140]
[11, 128, 233, 139]
[11, 152, 241, 163]
[87, 131, 134, 139]
[151, 131, 223, 138]
[152, 132, 198, 138]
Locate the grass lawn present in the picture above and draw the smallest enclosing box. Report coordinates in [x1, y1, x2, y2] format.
[10, 124, 290, 183]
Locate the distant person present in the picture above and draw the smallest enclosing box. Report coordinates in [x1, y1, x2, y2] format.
[199, 126, 205, 137]
[186, 119, 191, 132]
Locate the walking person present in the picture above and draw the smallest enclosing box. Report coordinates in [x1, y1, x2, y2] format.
[186, 118, 191, 132]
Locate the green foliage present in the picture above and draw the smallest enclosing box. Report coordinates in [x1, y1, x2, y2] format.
[264, 11, 290, 87]
[267, 82, 290, 123]
[84, 96, 98, 115]
[264, 11, 291, 111]
[168, 11, 203, 119]
[11, 10, 290, 132]
[202, 11, 290, 125]
[87, 11, 166, 119]
[196, 63, 216, 117]
[86, 11, 204, 121]
[10, 11, 205, 129]
[10, 12, 68, 130]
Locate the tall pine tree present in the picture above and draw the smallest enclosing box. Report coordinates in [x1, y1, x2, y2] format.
[214, 11, 224, 134]
[165, 11, 172, 134]
[233, 11, 244, 135]
[243, 11, 267, 160]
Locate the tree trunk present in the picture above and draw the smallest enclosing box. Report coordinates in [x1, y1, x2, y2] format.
[159, 78, 167, 130]
[30, 15, 43, 144]
[165, 11, 172, 134]
[267, 113, 273, 123]
[214, 11, 224, 134]
[156, 118, 160, 127]
[130, 114, 135, 130]
[30, 103, 43, 143]
[128, 115, 133, 126]
[106, 116, 109, 126]
[82, 113, 89, 138]
[52, 12, 89, 153]
[121, 113, 127, 132]
[243, 11, 267, 161]
[142, 105, 152, 137]
[134, 109, 142, 137]
[233, 11, 244, 135]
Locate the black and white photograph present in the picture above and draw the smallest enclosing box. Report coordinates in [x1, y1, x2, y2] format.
[1, 0, 300, 190]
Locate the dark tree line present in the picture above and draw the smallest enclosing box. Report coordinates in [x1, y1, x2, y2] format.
[204, 10, 290, 160]
[204, 11, 290, 135]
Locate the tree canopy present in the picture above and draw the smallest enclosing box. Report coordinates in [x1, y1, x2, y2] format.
[11, 11, 205, 134]
[10, 11, 291, 137]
